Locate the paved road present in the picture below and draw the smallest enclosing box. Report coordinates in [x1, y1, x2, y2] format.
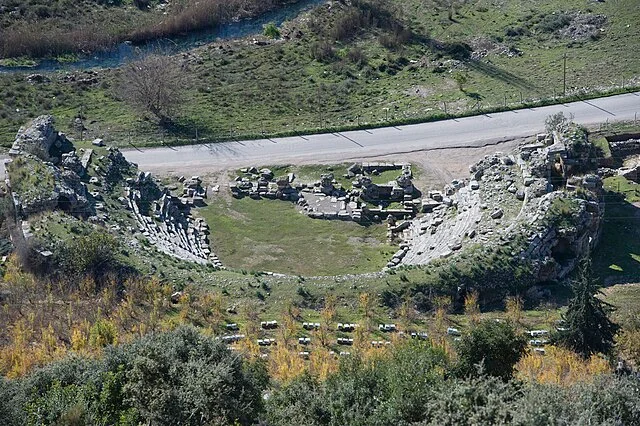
[123, 92, 640, 172]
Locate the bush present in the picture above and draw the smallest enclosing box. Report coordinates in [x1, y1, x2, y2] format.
[267, 341, 448, 425]
[346, 47, 368, 67]
[263, 22, 280, 39]
[538, 13, 572, 33]
[0, 378, 22, 426]
[119, 327, 264, 425]
[56, 230, 121, 281]
[3, 326, 265, 426]
[454, 320, 527, 380]
[88, 319, 118, 348]
[310, 41, 337, 63]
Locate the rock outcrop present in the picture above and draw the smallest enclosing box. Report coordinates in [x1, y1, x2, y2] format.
[7, 117, 221, 267]
[9, 115, 73, 162]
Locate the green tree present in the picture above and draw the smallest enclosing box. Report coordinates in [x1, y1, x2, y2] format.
[263, 22, 280, 39]
[267, 341, 448, 425]
[3, 327, 264, 426]
[454, 320, 527, 380]
[452, 71, 468, 92]
[554, 259, 619, 358]
[122, 326, 264, 425]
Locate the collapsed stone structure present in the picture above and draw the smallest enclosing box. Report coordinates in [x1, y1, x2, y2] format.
[9, 115, 73, 160]
[230, 163, 419, 223]
[122, 173, 217, 265]
[395, 127, 605, 282]
[6, 116, 220, 267]
[604, 134, 640, 184]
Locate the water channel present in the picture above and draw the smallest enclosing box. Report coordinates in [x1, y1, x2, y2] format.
[0, 0, 325, 74]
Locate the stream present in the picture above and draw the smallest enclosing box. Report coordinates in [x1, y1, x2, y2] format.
[0, 0, 325, 74]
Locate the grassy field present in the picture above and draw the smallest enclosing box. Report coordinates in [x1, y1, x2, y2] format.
[197, 196, 395, 276]
[601, 283, 640, 323]
[1, 0, 639, 148]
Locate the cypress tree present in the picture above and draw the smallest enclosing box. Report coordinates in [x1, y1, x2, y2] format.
[555, 259, 619, 358]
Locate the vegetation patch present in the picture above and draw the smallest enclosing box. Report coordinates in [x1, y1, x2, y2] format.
[6, 157, 56, 202]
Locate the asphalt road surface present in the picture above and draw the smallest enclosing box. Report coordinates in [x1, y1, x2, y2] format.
[123, 92, 640, 172]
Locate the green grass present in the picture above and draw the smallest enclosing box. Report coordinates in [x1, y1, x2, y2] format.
[593, 190, 640, 284]
[197, 196, 395, 276]
[6, 156, 56, 200]
[603, 176, 640, 203]
[1, 0, 639, 148]
[370, 169, 401, 185]
[592, 136, 612, 159]
[243, 164, 356, 190]
[601, 283, 640, 324]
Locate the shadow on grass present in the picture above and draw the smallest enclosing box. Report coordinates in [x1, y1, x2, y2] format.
[593, 191, 640, 285]
[465, 91, 483, 101]
[426, 37, 540, 93]
[162, 118, 216, 141]
[466, 59, 539, 92]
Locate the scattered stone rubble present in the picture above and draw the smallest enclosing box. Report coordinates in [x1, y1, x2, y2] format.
[606, 135, 640, 183]
[230, 162, 419, 223]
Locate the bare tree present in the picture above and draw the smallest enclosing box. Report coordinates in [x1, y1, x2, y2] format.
[118, 54, 186, 125]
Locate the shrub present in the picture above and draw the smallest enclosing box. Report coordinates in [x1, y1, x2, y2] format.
[267, 341, 448, 425]
[346, 47, 368, 67]
[454, 320, 527, 380]
[263, 22, 280, 39]
[3, 327, 265, 425]
[56, 230, 120, 280]
[310, 41, 337, 63]
[538, 13, 572, 33]
[88, 319, 118, 349]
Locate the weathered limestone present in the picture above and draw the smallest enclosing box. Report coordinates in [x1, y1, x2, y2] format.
[398, 128, 605, 283]
[10, 115, 59, 158]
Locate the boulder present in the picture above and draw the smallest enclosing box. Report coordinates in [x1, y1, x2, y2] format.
[10, 115, 59, 158]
